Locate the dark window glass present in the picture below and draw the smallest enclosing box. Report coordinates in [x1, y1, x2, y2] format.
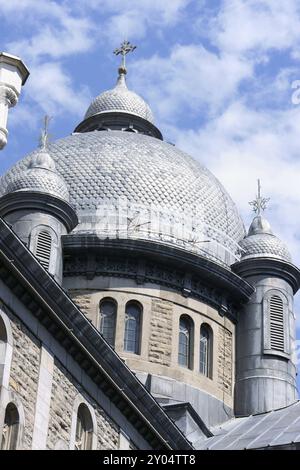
[200, 324, 212, 377]
[75, 404, 93, 450]
[178, 316, 193, 368]
[124, 302, 141, 354]
[100, 299, 117, 347]
[0, 403, 19, 450]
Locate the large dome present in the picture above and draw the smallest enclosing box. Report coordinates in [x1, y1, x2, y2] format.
[0, 131, 245, 266]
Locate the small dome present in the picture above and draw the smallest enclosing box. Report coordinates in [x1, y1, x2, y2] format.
[5, 147, 69, 202]
[84, 73, 154, 124]
[239, 215, 291, 262]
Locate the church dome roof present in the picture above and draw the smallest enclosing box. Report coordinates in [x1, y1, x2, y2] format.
[1, 131, 245, 266]
[4, 147, 70, 202]
[84, 73, 154, 124]
[239, 215, 291, 262]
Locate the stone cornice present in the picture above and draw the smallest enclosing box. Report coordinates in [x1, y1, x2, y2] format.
[232, 257, 300, 294]
[0, 52, 30, 85]
[63, 235, 254, 318]
[0, 191, 78, 233]
[0, 217, 192, 450]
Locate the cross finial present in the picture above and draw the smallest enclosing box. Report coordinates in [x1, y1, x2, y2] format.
[249, 179, 270, 215]
[113, 40, 136, 74]
[39, 115, 52, 149]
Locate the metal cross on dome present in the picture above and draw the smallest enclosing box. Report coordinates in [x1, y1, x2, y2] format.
[249, 179, 270, 215]
[113, 40, 136, 71]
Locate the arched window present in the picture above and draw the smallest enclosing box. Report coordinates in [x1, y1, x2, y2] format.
[124, 302, 141, 354]
[35, 230, 52, 270]
[178, 315, 194, 369]
[199, 324, 213, 378]
[75, 404, 93, 450]
[1, 403, 19, 450]
[99, 299, 117, 347]
[269, 295, 285, 352]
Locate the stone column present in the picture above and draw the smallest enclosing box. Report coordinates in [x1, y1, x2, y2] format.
[0, 52, 29, 149]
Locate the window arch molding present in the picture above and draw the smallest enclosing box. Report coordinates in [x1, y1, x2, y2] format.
[178, 314, 194, 370]
[99, 297, 117, 347]
[124, 301, 142, 355]
[70, 395, 97, 450]
[0, 394, 25, 450]
[263, 289, 289, 356]
[0, 308, 13, 390]
[199, 323, 213, 379]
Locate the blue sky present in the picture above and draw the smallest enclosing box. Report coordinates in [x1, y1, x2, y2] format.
[1, 0, 300, 388]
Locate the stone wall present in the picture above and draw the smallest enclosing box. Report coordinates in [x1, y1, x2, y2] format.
[61, 281, 235, 410]
[47, 360, 119, 450]
[6, 309, 40, 449]
[217, 326, 233, 395]
[148, 299, 173, 366]
[69, 290, 92, 316]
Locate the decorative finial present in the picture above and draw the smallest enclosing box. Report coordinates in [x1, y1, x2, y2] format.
[39, 115, 52, 149]
[249, 179, 270, 215]
[113, 40, 136, 75]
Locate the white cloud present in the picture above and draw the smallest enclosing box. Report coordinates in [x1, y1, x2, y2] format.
[25, 62, 90, 117]
[208, 0, 300, 56]
[2, 1, 95, 61]
[6, 17, 94, 61]
[172, 100, 300, 263]
[131, 44, 253, 122]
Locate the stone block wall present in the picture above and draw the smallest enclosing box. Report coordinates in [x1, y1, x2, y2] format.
[69, 290, 92, 316]
[0, 302, 122, 450]
[47, 360, 119, 450]
[148, 299, 173, 366]
[7, 311, 40, 449]
[217, 326, 233, 395]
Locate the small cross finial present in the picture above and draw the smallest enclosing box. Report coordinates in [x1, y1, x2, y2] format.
[113, 40, 136, 73]
[249, 179, 270, 215]
[39, 115, 52, 149]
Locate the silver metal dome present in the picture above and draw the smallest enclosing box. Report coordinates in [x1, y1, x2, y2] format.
[5, 148, 70, 202]
[239, 215, 291, 262]
[84, 73, 154, 124]
[1, 131, 245, 266]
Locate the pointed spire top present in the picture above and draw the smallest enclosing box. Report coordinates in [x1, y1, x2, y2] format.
[39, 115, 52, 150]
[249, 179, 270, 216]
[113, 40, 136, 76]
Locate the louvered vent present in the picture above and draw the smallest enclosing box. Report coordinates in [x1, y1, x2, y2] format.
[35, 230, 52, 270]
[269, 295, 284, 351]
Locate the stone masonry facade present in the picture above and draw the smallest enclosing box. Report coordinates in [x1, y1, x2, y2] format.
[1, 303, 41, 450]
[217, 326, 233, 395]
[69, 290, 92, 317]
[1, 301, 120, 450]
[148, 298, 173, 366]
[47, 360, 119, 450]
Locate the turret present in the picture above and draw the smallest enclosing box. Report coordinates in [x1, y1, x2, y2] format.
[0, 52, 29, 149]
[232, 181, 300, 416]
[0, 118, 78, 283]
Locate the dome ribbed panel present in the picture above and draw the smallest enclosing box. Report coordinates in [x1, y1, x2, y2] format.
[5, 167, 70, 202]
[1, 131, 245, 266]
[239, 233, 291, 262]
[85, 87, 154, 123]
